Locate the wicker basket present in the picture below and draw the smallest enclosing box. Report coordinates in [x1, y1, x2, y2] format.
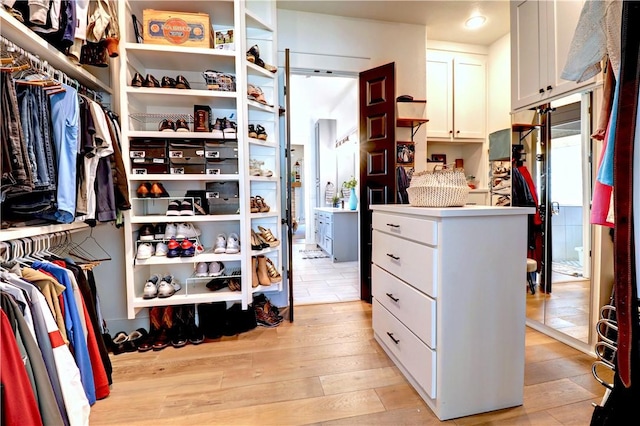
[407, 168, 469, 207]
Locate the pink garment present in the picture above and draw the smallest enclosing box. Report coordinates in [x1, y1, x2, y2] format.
[591, 120, 614, 227]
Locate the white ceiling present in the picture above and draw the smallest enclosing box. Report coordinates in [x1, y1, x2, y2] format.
[277, 0, 510, 46]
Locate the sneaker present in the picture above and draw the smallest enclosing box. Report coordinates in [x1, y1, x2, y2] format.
[157, 275, 178, 298]
[154, 223, 166, 240]
[155, 242, 168, 257]
[164, 223, 177, 239]
[166, 200, 181, 216]
[195, 262, 209, 277]
[194, 240, 205, 255]
[180, 199, 194, 216]
[167, 237, 181, 258]
[208, 261, 225, 277]
[139, 224, 155, 241]
[143, 274, 161, 299]
[180, 239, 195, 257]
[226, 233, 240, 254]
[136, 243, 154, 259]
[211, 118, 224, 138]
[176, 223, 201, 239]
[214, 234, 227, 254]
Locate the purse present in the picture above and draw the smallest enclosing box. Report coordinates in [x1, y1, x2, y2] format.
[407, 167, 469, 207]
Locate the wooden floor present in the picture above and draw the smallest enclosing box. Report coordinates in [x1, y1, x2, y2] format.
[90, 301, 610, 425]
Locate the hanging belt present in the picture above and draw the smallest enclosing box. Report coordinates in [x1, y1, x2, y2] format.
[613, 0, 640, 388]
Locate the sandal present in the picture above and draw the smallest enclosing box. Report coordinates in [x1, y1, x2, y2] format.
[246, 44, 259, 63]
[250, 196, 259, 213]
[248, 124, 258, 138]
[258, 226, 280, 247]
[247, 84, 272, 106]
[249, 159, 263, 176]
[265, 257, 282, 284]
[256, 124, 268, 140]
[251, 229, 269, 250]
[255, 195, 270, 212]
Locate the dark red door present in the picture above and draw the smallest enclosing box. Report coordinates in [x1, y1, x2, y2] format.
[359, 63, 396, 302]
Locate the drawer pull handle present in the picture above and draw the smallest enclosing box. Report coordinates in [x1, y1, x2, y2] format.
[387, 332, 400, 344]
[386, 223, 400, 228]
[386, 293, 399, 302]
[386, 253, 400, 260]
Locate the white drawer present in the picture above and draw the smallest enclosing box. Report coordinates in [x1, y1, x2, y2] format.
[373, 300, 436, 399]
[372, 212, 438, 246]
[372, 265, 436, 348]
[372, 230, 438, 298]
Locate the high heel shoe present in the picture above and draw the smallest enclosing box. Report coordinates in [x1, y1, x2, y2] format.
[265, 257, 282, 284]
[250, 196, 259, 213]
[258, 226, 279, 247]
[256, 124, 268, 140]
[251, 229, 269, 250]
[255, 196, 270, 213]
[248, 124, 258, 139]
[257, 255, 271, 286]
[251, 257, 259, 288]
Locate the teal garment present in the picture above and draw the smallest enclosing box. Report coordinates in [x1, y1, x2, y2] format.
[597, 78, 620, 186]
[489, 129, 511, 161]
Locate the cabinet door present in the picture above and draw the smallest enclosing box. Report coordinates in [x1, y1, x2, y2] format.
[453, 55, 486, 139]
[545, 0, 592, 96]
[510, 0, 545, 111]
[426, 51, 453, 139]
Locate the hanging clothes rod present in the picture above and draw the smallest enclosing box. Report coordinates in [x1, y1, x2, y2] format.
[1, 35, 103, 102]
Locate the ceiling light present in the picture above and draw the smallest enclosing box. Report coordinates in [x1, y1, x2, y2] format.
[465, 15, 486, 29]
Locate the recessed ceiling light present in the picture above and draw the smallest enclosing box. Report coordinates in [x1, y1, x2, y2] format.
[465, 15, 486, 29]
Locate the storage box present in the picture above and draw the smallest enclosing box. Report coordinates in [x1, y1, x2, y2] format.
[206, 181, 239, 198]
[168, 141, 206, 159]
[143, 9, 210, 48]
[130, 139, 167, 160]
[206, 159, 239, 175]
[169, 158, 205, 175]
[205, 141, 238, 159]
[131, 161, 169, 175]
[207, 197, 239, 215]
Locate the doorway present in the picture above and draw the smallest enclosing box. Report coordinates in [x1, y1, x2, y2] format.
[525, 93, 594, 347]
[287, 72, 360, 305]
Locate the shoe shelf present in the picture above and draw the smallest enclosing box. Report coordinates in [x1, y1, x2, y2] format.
[128, 130, 240, 140]
[135, 252, 243, 266]
[245, 9, 275, 32]
[125, 88, 237, 108]
[247, 99, 276, 113]
[249, 176, 279, 182]
[131, 290, 243, 311]
[129, 174, 240, 182]
[124, 43, 236, 72]
[247, 61, 276, 78]
[129, 215, 240, 224]
[248, 137, 277, 147]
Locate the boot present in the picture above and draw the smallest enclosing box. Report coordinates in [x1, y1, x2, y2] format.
[198, 302, 226, 339]
[138, 306, 163, 352]
[257, 255, 271, 286]
[152, 305, 173, 350]
[252, 256, 259, 288]
[184, 304, 204, 345]
[170, 305, 188, 348]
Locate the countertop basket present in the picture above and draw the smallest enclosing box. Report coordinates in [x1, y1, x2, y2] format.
[407, 167, 469, 207]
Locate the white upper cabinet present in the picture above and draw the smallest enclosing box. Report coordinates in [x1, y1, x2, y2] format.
[426, 50, 486, 140]
[511, 0, 592, 111]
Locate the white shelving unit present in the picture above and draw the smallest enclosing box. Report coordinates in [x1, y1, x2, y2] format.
[118, 0, 281, 318]
[0, 8, 112, 243]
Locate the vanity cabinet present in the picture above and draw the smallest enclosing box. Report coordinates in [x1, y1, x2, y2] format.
[371, 204, 533, 420]
[510, 0, 593, 111]
[314, 208, 358, 262]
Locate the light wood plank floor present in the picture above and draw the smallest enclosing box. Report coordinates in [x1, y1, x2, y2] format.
[90, 301, 610, 425]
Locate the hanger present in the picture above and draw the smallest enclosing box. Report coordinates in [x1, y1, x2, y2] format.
[68, 228, 112, 262]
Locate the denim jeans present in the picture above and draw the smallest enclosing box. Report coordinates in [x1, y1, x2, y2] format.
[17, 86, 51, 188]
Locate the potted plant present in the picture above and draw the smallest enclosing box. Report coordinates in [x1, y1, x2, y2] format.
[331, 195, 341, 208]
[342, 177, 358, 210]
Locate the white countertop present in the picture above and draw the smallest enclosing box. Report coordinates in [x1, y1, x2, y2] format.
[315, 207, 359, 214]
[370, 204, 535, 217]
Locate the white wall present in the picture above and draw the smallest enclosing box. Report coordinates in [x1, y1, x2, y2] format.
[488, 33, 512, 133]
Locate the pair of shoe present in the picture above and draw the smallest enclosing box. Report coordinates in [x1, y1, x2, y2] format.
[138, 305, 204, 351]
[214, 233, 240, 254]
[248, 124, 268, 140]
[253, 293, 283, 327]
[246, 45, 277, 73]
[143, 274, 181, 299]
[160, 75, 191, 89]
[251, 255, 281, 288]
[250, 227, 279, 250]
[159, 118, 190, 132]
[164, 223, 202, 239]
[167, 237, 202, 258]
[195, 261, 225, 277]
[205, 269, 241, 292]
[211, 117, 237, 138]
[247, 84, 272, 106]
[109, 328, 148, 354]
[249, 159, 270, 177]
[136, 182, 170, 198]
[250, 195, 270, 213]
[138, 223, 167, 241]
[166, 199, 199, 216]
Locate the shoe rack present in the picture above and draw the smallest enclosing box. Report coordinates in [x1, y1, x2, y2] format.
[118, 0, 281, 319]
